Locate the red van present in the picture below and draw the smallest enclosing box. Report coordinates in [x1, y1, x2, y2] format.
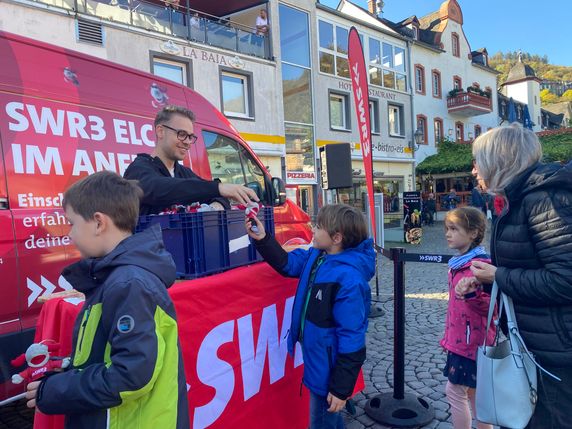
[0, 31, 312, 404]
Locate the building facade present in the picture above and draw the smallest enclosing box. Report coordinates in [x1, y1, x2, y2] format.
[315, 1, 415, 220]
[397, 0, 499, 165]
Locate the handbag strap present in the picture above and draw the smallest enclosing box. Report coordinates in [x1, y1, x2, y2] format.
[483, 282, 500, 347]
[482, 282, 561, 382]
[501, 291, 562, 382]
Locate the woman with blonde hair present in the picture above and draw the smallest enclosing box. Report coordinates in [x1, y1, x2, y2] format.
[470, 123, 572, 428]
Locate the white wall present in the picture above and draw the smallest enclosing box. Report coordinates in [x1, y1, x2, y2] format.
[505, 80, 542, 131]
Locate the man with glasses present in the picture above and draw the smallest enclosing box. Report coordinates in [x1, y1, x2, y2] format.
[124, 105, 258, 215]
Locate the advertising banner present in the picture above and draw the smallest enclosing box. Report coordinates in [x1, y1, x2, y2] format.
[403, 191, 422, 244]
[33, 264, 309, 429]
[348, 27, 376, 242]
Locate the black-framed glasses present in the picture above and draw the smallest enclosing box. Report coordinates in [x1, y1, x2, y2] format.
[161, 124, 197, 144]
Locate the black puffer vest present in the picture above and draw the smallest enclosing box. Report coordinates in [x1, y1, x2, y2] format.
[493, 162, 572, 368]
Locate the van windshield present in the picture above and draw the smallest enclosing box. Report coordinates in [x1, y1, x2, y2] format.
[202, 130, 267, 203]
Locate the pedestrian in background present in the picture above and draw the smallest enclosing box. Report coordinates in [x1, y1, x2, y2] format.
[424, 193, 436, 226]
[446, 188, 460, 211]
[440, 207, 495, 429]
[245, 204, 375, 429]
[470, 124, 572, 428]
[470, 185, 486, 214]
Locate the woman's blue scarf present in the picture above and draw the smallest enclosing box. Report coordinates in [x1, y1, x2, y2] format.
[448, 246, 487, 270]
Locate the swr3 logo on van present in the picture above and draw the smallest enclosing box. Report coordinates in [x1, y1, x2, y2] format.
[26, 275, 73, 307]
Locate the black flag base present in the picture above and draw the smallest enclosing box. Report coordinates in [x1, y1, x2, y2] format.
[368, 302, 385, 318]
[365, 392, 434, 427]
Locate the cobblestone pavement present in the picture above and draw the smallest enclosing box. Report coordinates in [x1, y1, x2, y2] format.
[344, 221, 493, 429]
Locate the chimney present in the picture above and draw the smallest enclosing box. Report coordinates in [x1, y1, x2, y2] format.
[368, 0, 384, 16]
[367, 0, 375, 14]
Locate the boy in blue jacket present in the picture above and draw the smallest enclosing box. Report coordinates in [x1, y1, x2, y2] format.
[25, 171, 189, 429]
[246, 204, 375, 429]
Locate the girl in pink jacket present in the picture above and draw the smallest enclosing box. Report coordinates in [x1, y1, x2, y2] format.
[440, 207, 496, 429]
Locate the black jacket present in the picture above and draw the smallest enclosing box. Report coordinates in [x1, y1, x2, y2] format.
[493, 162, 572, 367]
[124, 153, 229, 215]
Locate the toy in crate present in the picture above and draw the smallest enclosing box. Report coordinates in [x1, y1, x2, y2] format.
[135, 206, 274, 278]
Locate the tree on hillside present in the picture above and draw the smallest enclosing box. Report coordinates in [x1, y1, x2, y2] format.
[562, 90, 572, 102]
[490, 51, 572, 86]
[540, 89, 559, 105]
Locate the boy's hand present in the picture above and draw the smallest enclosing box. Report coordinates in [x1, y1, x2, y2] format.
[25, 380, 42, 408]
[455, 277, 478, 299]
[327, 392, 346, 413]
[244, 216, 266, 240]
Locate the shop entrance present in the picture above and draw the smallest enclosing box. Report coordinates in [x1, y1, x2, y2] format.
[286, 185, 316, 218]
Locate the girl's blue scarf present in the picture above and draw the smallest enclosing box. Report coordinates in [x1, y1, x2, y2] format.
[448, 246, 487, 270]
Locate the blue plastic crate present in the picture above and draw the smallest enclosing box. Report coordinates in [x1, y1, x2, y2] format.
[226, 207, 274, 267]
[194, 211, 226, 276]
[135, 208, 274, 279]
[136, 213, 203, 278]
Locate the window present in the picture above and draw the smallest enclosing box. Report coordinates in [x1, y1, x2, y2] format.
[366, 37, 406, 91]
[432, 70, 441, 98]
[152, 57, 188, 85]
[412, 26, 418, 40]
[369, 99, 380, 134]
[285, 123, 315, 175]
[280, 5, 310, 67]
[220, 71, 253, 119]
[452, 33, 460, 57]
[416, 115, 427, 144]
[203, 130, 267, 202]
[434, 118, 443, 143]
[282, 64, 313, 124]
[455, 121, 464, 141]
[415, 65, 425, 94]
[388, 104, 404, 137]
[318, 20, 349, 78]
[453, 76, 462, 90]
[474, 125, 482, 138]
[329, 92, 350, 130]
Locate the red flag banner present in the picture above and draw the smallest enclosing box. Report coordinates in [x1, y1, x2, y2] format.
[348, 27, 376, 241]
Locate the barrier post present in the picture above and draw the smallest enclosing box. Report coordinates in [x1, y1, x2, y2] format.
[369, 248, 384, 318]
[393, 247, 405, 400]
[365, 247, 434, 427]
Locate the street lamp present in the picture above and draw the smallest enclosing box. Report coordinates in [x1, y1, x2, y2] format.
[412, 127, 424, 151]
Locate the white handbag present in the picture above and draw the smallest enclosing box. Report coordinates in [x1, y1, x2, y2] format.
[476, 282, 560, 429]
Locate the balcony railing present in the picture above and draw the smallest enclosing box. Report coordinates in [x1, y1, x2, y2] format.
[447, 91, 492, 117]
[28, 0, 272, 60]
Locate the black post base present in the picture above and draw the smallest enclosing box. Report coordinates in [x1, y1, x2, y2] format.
[368, 303, 385, 318]
[365, 392, 434, 428]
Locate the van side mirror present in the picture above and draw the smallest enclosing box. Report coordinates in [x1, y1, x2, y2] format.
[271, 177, 287, 206]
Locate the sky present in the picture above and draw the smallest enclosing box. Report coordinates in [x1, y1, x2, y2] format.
[319, 0, 572, 67]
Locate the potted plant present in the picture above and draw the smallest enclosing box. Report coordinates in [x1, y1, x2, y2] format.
[448, 88, 462, 98]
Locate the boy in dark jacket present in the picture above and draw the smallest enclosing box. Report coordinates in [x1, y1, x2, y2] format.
[245, 204, 375, 429]
[25, 171, 189, 429]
